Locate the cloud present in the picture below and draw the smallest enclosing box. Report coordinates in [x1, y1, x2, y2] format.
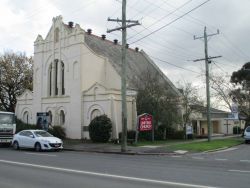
[0, 0, 249, 85]
[0, 0, 61, 55]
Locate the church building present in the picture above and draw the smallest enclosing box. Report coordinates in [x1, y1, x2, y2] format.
[15, 16, 180, 139]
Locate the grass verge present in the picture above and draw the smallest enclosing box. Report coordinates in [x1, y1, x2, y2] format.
[134, 140, 185, 147]
[166, 138, 244, 152]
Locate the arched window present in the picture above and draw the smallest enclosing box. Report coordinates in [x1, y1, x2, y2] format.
[23, 111, 29, 125]
[48, 64, 52, 96]
[61, 62, 65, 95]
[91, 109, 101, 120]
[54, 28, 59, 43]
[59, 110, 65, 125]
[48, 111, 52, 126]
[55, 59, 58, 95]
[48, 60, 65, 97]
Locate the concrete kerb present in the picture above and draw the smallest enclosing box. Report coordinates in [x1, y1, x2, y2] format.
[63, 147, 177, 156]
[202, 142, 244, 153]
[202, 147, 228, 153]
[63, 135, 242, 155]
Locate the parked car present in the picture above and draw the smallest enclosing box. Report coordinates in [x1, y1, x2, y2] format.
[243, 126, 250, 144]
[12, 130, 63, 151]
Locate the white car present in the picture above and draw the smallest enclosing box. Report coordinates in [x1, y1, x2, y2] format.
[12, 130, 63, 151]
[244, 126, 250, 144]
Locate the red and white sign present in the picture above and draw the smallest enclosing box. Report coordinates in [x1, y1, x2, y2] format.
[139, 114, 153, 131]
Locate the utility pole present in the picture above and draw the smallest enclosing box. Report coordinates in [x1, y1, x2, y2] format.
[107, 0, 140, 152]
[194, 26, 221, 142]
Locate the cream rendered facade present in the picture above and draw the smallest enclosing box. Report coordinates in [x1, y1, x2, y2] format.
[15, 16, 137, 139]
[190, 108, 244, 136]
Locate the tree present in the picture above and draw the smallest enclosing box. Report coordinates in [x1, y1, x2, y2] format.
[210, 74, 234, 111]
[0, 51, 33, 112]
[135, 70, 182, 139]
[230, 62, 250, 128]
[177, 82, 203, 128]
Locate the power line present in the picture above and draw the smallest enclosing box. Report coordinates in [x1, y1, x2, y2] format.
[220, 33, 250, 60]
[211, 61, 226, 74]
[160, 1, 250, 61]
[127, 0, 193, 41]
[150, 55, 201, 74]
[127, 0, 248, 63]
[130, 0, 211, 44]
[105, 3, 207, 74]
[115, 3, 205, 58]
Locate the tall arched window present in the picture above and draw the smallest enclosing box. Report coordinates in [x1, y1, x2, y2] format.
[55, 59, 58, 95]
[48, 64, 52, 96]
[61, 62, 65, 95]
[48, 111, 52, 126]
[48, 60, 65, 97]
[59, 110, 65, 125]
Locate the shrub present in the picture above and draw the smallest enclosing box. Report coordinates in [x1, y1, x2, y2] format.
[165, 126, 176, 138]
[139, 126, 172, 141]
[233, 126, 241, 134]
[127, 130, 136, 140]
[48, 126, 66, 139]
[138, 131, 152, 141]
[89, 115, 112, 143]
[169, 130, 185, 139]
[16, 119, 36, 133]
[118, 130, 136, 141]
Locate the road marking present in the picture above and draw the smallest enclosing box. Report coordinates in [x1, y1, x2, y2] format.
[240, 160, 250, 163]
[211, 147, 237, 153]
[215, 158, 228, 161]
[171, 155, 182, 158]
[25, 152, 57, 157]
[174, 150, 188, 154]
[0, 159, 216, 188]
[229, 170, 250, 173]
[192, 157, 204, 160]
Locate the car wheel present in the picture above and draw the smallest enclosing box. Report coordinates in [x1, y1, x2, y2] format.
[13, 141, 19, 150]
[35, 142, 41, 152]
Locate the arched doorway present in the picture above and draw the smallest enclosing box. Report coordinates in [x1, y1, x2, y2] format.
[91, 109, 101, 120]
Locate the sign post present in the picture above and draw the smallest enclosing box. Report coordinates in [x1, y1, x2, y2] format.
[137, 113, 153, 142]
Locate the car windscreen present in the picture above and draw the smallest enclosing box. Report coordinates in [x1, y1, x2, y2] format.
[34, 131, 53, 137]
[246, 127, 250, 132]
[0, 114, 14, 124]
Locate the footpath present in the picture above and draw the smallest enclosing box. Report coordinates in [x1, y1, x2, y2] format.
[63, 135, 242, 155]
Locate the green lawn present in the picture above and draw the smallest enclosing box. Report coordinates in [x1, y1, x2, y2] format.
[134, 139, 185, 146]
[166, 138, 244, 152]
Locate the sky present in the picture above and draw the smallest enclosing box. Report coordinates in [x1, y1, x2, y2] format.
[0, 0, 250, 105]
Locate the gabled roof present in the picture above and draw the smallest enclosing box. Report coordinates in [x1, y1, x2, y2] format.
[34, 16, 180, 97]
[16, 89, 33, 100]
[84, 33, 181, 97]
[190, 104, 230, 114]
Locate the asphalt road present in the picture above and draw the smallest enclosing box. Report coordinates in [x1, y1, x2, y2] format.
[0, 144, 249, 188]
